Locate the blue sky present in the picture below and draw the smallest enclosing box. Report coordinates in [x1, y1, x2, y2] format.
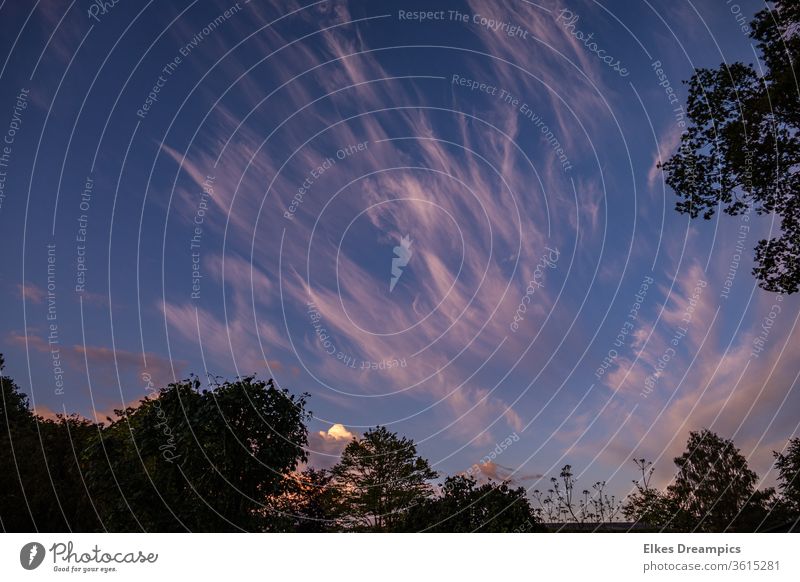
[1, 0, 798, 498]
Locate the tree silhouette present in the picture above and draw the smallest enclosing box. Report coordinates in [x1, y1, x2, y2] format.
[624, 430, 780, 532]
[404, 474, 544, 532]
[266, 468, 344, 532]
[661, 0, 800, 293]
[774, 437, 800, 527]
[623, 458, 680, 530]
[668, 429, 760, 531]
[83, 376, 309, 531]
[2, 353, 798, 533]
[0, 355, 101, 532]
[330, 425, 437, 531]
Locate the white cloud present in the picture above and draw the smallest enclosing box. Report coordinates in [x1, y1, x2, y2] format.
[319, 423, 354, 442]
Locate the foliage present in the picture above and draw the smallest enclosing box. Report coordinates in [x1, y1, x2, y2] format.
[265, 468, 344, 532]
[624, 430, 782, 532]
[661, 0, 800, 293]
[404, 474, 544, 532]
[330, 425, 437, 531]
[1, 353, 798, 533]
[667, 429, 758, 531]
[774, 437, 800, 523]
[83, 376, 310, 531]
[1, 355, 102, 532]
[623, 458, 682, 530]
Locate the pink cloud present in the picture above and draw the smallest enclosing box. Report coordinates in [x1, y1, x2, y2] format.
[17, 283, 45, 304]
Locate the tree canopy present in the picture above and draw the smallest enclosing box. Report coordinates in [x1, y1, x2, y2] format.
[404, 474, 544, 532]
[1, 355, 102, 532]
[624, 429, 793, 532]
[82, 376, 310, 532]
[1, 353, 797, 532]
[330, 425, 437, 531]
[667, 429, 761, 531]
[774, 437, 800, 524]
[662, 0, 800, 293]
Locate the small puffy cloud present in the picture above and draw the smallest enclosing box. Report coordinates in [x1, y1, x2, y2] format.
[320, 423, 354, 442]
[305, 423, 356, 469]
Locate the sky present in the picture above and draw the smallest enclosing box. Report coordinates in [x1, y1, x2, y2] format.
[1, 0, 798, 500]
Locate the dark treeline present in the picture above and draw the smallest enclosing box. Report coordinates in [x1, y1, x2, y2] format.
[1, 354, 798, 532]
